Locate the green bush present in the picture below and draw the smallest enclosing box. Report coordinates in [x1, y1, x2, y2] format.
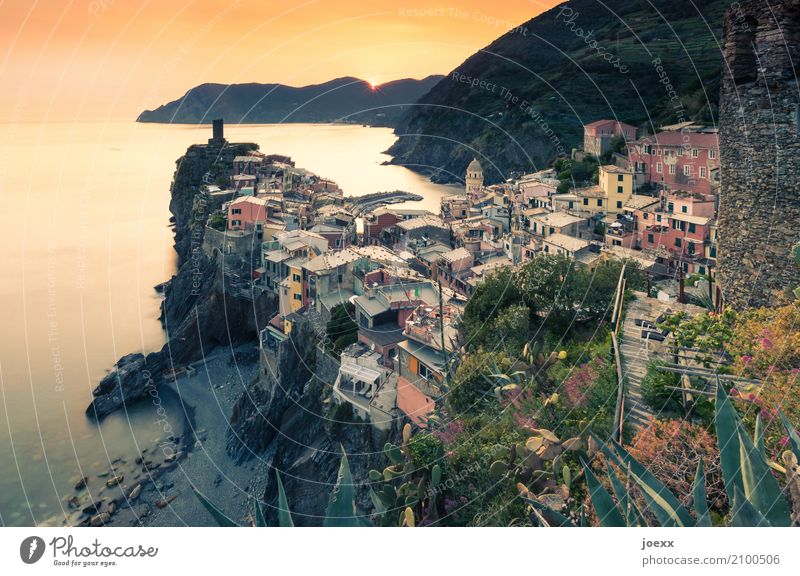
[641, 363, 682, 415]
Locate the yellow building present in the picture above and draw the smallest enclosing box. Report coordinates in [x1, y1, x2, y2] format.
[288, 261, 304, 313]
[598, 165, 634, 216]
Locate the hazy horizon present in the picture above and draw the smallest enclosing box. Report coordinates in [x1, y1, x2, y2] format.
[0, 0, 559, 123]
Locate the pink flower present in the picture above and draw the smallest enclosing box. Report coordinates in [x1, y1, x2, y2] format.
[730, 388, 740, 396]
[760, 337, 773, 351]
[779, 436, 790, 447]
[741, 355, 752, 367]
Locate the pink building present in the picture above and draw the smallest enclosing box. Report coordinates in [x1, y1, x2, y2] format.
[628, 131, 719, 196]
[583, 120, 637, 157]
[227, 196, 269, 232]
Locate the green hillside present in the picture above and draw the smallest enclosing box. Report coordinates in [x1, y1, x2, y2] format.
[388, 0, 730, 183]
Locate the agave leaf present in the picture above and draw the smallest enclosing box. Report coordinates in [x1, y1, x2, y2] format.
[600, 437, 695, 527]
[693, 459, 711, 527]
[777, 407, 800, 458]
[582, 459, 626, 527]
[715, 381, 744, 500]
[754, 413, 765, 457]
[736, 428, 791, 526]
[275, 470, 294, 527]
[523, 497, 576, 527]
[253, 498, 267, 527]
[193, 488, 239, 527]
[731, 486, 771, 527]
[324, 449, 360, 527]
[606, 463, 643, 527]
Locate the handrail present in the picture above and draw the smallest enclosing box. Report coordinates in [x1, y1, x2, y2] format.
[610, 264, 627, 442]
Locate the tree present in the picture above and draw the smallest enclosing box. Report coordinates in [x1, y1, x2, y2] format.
[326, 303, 358, 354]
[461, 267, 522, 349]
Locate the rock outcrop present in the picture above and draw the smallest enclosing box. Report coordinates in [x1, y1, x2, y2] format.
[717, 0, 800, 308]
[87, 141, 277, 419]
[227, 320, 391, 526]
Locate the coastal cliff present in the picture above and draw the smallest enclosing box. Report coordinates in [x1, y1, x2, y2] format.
[86, 142, 277, 420]
[226, 319, 389, 526]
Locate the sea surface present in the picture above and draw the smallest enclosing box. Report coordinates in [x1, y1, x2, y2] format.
[0, 120, 457, 526]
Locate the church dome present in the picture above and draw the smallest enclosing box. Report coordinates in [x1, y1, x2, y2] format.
[467, 158, 483, 173]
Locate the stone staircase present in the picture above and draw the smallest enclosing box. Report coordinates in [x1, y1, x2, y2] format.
[307, 306, 327, 340]
[619, 297, 658, 432]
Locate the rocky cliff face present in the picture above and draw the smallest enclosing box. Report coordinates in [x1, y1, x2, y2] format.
[227, 320, 391, 526]
[87, 142, 277, 419]
[717, 0, 800, 308]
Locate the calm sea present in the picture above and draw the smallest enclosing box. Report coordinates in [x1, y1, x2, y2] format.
[0, 121, 456, 526]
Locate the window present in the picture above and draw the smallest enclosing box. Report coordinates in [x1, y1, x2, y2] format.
[709, 149, 716, 159]
[688, 242, 695, 255]
[549, 227, 555, 235]
[645, 145, 652, 155]
[643, 213, 649, 220]
[669, 164, 676, 175]
[232, 208, 242, 215]
[700, 167, 707, 178]
[691, 149, 699, 158]
[647, 233, 654, 244]
[668, 202, 674, 213]
[689, 223, 696, 233]
[292, 273, 301, 282]
[658, 148, 663, 156]
[293, 293, 302, 301]
[699, 266, 706, 275]
[682, 205, 688, 213]
[617, 186, 624, 193]
[617, 201, 623, 209]
[618, 175, 624, 182]
[583, 198, 589, 206]
[597, 199, 603, 207]
[568, 201, 574, 209]
[683, 165, 692, 176]
[657, 163, 663, 174]
[675, 238, 682, 248]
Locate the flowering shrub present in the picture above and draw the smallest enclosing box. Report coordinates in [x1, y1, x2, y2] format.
[727, 303, 800, 453]
[434, 419, 465, 445]
[627, 418, 727, 513]
[563, 356, 607, 408]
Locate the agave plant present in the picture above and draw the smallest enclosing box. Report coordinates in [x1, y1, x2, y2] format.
[520, 381, 800, 527]
[193, 447, 371, 527]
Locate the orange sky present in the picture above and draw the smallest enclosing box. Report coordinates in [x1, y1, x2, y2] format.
[0, 0, 561, 122]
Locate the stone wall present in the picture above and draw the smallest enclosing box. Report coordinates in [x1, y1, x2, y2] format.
[717, 0, 800, 308]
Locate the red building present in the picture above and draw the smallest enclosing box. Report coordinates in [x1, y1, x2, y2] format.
[583, 120, 637, 157]
[628, 131, 719, 197]
[364, 208, 402, 244]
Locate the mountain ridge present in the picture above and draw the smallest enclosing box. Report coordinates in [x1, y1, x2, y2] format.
[136, 75, 444, 127]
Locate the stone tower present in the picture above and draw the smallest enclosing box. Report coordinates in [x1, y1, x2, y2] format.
[717, 0, 800, 309]
[465, 158, 484, 195]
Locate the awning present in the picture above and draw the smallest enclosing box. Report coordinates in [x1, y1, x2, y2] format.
[339, 363, 381, 384]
